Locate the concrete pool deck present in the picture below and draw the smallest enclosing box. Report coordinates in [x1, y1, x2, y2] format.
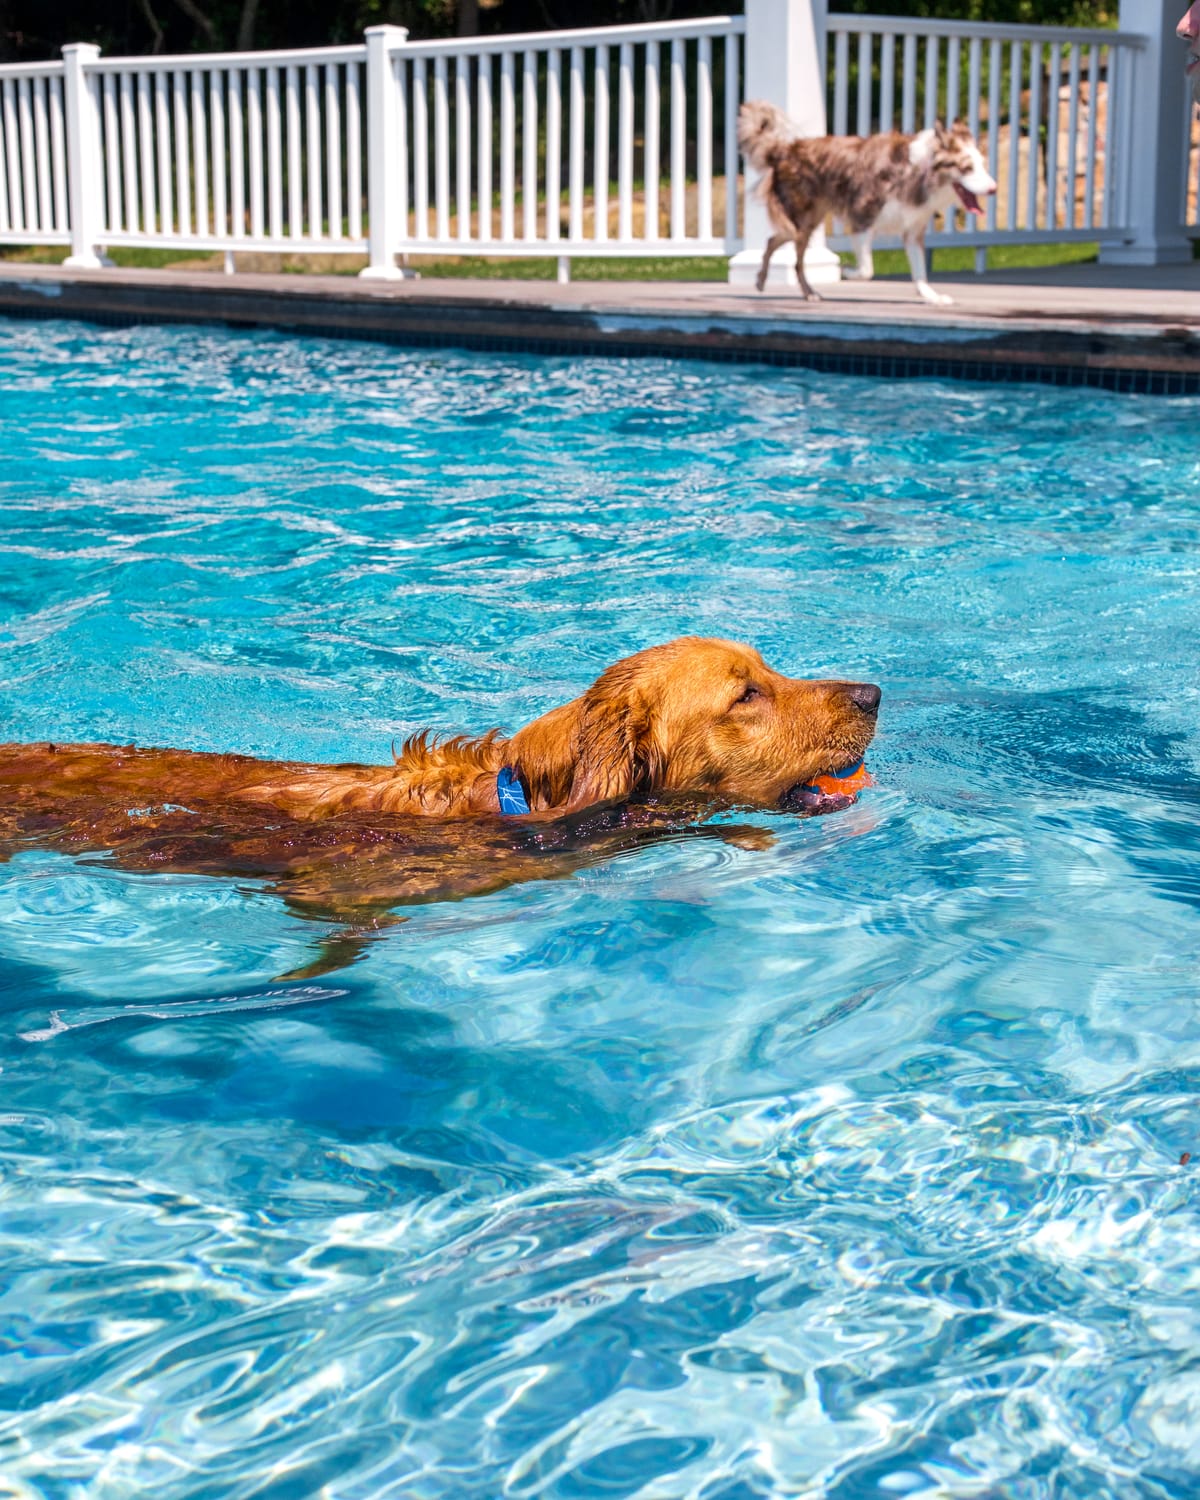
[1, 257, 1199, 390]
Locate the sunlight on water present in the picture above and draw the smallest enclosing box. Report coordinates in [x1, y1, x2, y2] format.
[1, 319, 1199, 1498]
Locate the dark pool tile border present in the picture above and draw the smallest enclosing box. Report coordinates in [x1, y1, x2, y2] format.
[1, 292, 1198, 395]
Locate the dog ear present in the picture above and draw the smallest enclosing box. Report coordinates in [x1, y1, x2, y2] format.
[507, 669, 663, 812]
[566, 678, 662, 809]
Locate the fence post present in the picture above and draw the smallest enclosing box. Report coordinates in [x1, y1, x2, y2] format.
[728, 0, 841, 288]
[1099, 0, 1192, 264]
[62, 43, 106, 269]
[360, 24, 409, 280]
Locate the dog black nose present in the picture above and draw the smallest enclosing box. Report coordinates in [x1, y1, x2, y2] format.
[847, 682, 881, 715]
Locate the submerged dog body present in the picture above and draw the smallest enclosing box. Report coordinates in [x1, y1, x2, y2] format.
[0, 638, 880, 975]
[737, 101, 997, 305]
[1, 637, 879, 823]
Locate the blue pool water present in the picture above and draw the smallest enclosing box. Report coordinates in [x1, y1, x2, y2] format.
[2, 318, 1199, 1499]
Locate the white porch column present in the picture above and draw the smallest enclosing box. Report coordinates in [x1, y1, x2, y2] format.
[728, 0, 841, 288]
[62, 43, 105, 269]
[1099, 0, 1192, 265]
[360, 24, 409, 280]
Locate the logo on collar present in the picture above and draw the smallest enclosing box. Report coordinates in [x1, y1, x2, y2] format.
[497, 765, 531, 815]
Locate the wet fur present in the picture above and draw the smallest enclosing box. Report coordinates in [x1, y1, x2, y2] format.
[0, 637, 879, 977]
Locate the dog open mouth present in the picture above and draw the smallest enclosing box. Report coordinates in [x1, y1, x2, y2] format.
[953, 183, 985, 214]
[780, 760, 873, 814]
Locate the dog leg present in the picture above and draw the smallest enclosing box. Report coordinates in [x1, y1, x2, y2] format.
[793, 225, 823, 302]
[755, 233, 790, 293]
[904, 231, 953, 306]
[843, 233, 874, 282]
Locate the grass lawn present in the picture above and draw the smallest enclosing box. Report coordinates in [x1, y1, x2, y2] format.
[0, 240, 1100, 280]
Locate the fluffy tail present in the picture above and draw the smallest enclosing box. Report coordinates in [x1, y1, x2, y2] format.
[736, 99, 798, 171]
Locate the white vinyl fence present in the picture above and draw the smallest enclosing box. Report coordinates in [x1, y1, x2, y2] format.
[824, 15, 1143, 250]
[0, 0, 1192, 281]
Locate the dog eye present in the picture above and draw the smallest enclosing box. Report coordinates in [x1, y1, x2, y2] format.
[734, 684, 763, 706]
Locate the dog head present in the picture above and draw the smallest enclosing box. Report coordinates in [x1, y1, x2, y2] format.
[913, 121, 997, 215]
[507, 637, 880, 813]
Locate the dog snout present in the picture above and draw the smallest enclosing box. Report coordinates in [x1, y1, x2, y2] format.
[846, 682, 882, 716]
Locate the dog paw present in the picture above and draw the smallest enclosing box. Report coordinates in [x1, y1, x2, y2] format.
[802, 290, 824, 303]
[919, 288, 955, 307]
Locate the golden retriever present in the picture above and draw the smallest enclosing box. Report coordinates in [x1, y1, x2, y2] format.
[0, 637, 880, 976]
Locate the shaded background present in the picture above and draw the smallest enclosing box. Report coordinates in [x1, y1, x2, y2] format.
[0, 0, 1115, 64]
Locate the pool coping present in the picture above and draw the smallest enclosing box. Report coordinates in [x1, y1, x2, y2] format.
[2, 261, 1199, 393]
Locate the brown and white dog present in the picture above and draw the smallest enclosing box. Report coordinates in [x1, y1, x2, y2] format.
[738, 101, 997, 306]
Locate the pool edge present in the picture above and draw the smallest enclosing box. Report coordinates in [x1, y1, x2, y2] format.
[1, 264, 1198, 394]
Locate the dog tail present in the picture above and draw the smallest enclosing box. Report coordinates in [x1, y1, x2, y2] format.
[737, 99, 798, 172]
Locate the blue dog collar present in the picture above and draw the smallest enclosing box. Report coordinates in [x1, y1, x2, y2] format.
[497, 765, 531, 815]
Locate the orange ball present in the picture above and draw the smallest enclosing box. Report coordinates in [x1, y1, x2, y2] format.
[806, 760, 873, 797]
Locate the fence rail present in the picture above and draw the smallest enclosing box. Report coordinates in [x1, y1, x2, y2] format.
[0, 2, 1190, 279]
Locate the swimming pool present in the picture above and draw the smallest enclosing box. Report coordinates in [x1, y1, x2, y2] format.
[2, 318, 1198, 1499]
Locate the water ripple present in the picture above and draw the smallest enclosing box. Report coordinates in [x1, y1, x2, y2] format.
[1, 321, 1200, 1496]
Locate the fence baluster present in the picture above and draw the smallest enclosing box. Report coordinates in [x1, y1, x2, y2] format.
[697, 36, 712, 241]
[857, 32, 872, 136]
[1065, 44, 1080, 231]
[595, 45, 610, 242]
[618, 42, 634, 242]
[434, 55, 449, 242]
[1008, 41, 1021, 230]
[285, 65, 302, 238]
[1084, 45, 1098, 229]
[645, 41, 660, 242]
[568, 46, 583, 242]
[50, 75, 68, 231]
[346, 60, 362, 241]
[477, 55, 492, 242]
[110, 72, 134, 234]
[173, 70, 190, 236]
[499, 52, 513, 242]
[901, 35, 917, 133]
[305, 63, 321, 239]
[34, 75, 54, 232]
[723, 32, 737, 244]
[1046, 42, 1060, 229]
[1026, 43, 1041, 228]
[155, 71, 172, 235]
[546, 49, 561, 244]
[210, 69, 226, 239]
[833, 29, 849, 136]
[456, 55, 471, 242]
[669, 38, 683, 240]
[137, 73, 155, 234]
[924, 37, 939, 130]
[1101, 44, 1117, 226]
[522, 49, 537, 240]
[229, 71, 244, 239]
[880, 35, 895, 131]
[100, 74, 119, 232]
[191, 70, 208, 237]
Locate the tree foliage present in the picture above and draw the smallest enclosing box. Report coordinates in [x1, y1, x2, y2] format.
[0, 0, 1115, 63]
